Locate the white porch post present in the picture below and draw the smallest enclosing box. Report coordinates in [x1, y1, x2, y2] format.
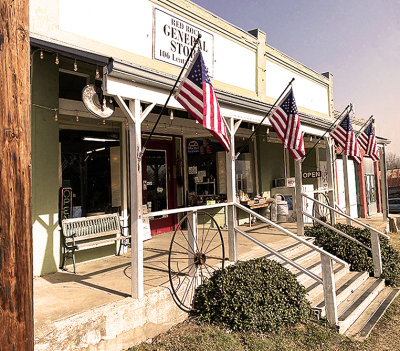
[379, 147, 389, 222]
[226, 118, 237, 262]
[325, 137, 336, 224]
[342, 154, 352, 225]
[128, 99, 144, 299]
[119, 122, 129, 254]
[295, 160, 304, 236]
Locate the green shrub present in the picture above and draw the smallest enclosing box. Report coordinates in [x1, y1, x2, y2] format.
[192, 258, 313, 333]
[305, 224, 400, 286]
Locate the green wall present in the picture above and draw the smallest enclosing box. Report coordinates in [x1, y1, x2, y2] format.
[31, 52, 60, 276]
[257, 137, 285, 194]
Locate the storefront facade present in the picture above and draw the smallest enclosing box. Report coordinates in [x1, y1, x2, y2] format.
[29, 0, 387, 277]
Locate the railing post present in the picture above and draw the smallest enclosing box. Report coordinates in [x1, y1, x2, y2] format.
[295, 160, 304, 236]
[370, 229, 383, 277]
[188, 210, 198, 275]
[321, 254, 338, 325]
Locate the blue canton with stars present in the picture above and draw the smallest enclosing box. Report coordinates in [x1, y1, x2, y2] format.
[187, 52, 211, 89]
[364, 122, 374, 136]
[340, 114, 353, 131]
[280, 90, 298, 115]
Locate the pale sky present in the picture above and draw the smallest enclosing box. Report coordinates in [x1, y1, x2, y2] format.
[192, 0, 400, 153]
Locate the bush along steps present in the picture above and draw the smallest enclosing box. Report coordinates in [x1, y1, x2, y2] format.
[192, 257, 314, 333]
[305, 223, 400, 287]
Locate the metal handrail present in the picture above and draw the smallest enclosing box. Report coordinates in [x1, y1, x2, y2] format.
[301, 211, 371, 251]
[144, 202, 232, 218]
[234, 227, 323, 283]
[302, 193, 390, 239]
[235, 202, 349, 266]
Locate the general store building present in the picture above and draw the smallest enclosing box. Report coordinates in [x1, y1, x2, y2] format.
[30, 0, 389, 288]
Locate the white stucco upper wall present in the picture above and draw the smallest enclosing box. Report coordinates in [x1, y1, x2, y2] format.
[265, 59, 329, 115]
[31, 0, 256, 92]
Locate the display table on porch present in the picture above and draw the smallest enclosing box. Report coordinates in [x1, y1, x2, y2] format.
[240, 200, 273, 227]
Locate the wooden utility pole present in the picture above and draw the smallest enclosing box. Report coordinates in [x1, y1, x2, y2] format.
[0, 0, 33, 350]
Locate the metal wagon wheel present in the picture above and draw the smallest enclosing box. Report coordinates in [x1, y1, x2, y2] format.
[312, 192, 332, 226]
[168, 210, 225, 312]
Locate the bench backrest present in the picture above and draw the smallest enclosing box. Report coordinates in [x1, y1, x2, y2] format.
[62, 213, 121, 240]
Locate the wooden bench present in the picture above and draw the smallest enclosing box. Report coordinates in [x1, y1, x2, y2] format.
[60, 213, 130, 273]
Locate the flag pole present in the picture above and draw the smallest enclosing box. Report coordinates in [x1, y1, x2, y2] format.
[234, 77, 295, 160]
[302, 103, 353, 160]
[139, 34, 202, 158]
[355, 115, 373, 136]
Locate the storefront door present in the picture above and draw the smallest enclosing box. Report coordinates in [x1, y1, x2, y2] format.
[142, 139, 176, 235]
[365, 174, 377, 215]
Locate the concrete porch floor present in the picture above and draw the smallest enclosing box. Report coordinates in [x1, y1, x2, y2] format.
[33, 214, 390, 350]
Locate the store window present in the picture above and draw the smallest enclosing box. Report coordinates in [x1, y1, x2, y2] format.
[186, 138, 226, 206]
[185, 135, 256, 206]
[60, 130, 121, 217]
[235, 137, 256, 199]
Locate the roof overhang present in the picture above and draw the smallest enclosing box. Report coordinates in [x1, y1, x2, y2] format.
[105, 58, 335, 134]
[30, 36, 110, 66]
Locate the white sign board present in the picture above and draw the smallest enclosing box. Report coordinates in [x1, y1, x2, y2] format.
[153, 8, 214, 75]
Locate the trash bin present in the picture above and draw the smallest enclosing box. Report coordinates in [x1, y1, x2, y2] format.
[274, 194, 289, 222]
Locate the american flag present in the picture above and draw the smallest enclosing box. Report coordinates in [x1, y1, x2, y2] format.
[269, 88, 305, 161]
[357, 120, 379, 161]
[330, 113, 362, 164]
[175, 51, 230, 152]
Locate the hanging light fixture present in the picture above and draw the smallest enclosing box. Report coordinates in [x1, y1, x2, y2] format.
[40, 49, 44, 59]
[75, 112, 79, 122]
[74, 59, 78, 72]
[251, 125, 255, 132]
[102, 119, 106, 125]
[170, 110, 174, 120]
[95, 66, 100, 79]
[267, 127, 270, 134]
[55, 54, 59, 65]
[54, 110, 58, 122]
[310, 135, 313, 141]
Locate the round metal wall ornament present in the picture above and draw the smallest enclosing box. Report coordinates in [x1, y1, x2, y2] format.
[82, 84, 114, 119]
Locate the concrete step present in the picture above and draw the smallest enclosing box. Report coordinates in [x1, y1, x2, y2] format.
[311, 271, 370, 317]
[260, 234, 396, 339]
[345, 287, 400, 340]
[299, 260, 349, 289]
[263, 239, 317, 269]
[337, 277, 386, 333]
[305, 264, 350, 303]
[263, 237, 315, 260]
[281, 248, 321, 273]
